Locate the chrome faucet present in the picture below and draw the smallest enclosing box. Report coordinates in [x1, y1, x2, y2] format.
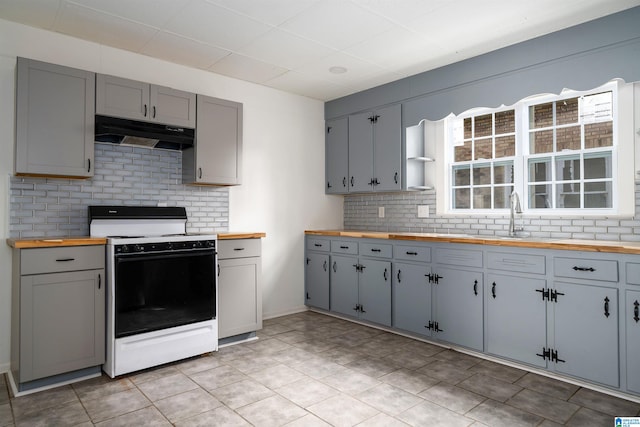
[509, 190, 523, 237]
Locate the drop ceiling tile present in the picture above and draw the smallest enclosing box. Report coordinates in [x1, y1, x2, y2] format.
[209, 53, 288, 83]
[292, 51, 384, 86]
[208, 0, 320, 26]
[266, 70, 350, 100]
[54, 1, 158, 51]
[141, 31, 231, 69]
[239, 28, 335, 70]
[280, 0, 395, 50]
[66, 0, 190, 28]
[0, 0, 62, 29]
[163, 0, 271, 51]
[350, 0, 447, 25]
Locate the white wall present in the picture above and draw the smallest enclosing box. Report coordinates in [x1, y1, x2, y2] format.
[0, 19, 344, 372]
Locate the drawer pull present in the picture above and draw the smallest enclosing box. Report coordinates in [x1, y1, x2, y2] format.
[573, 266, 595, 272]
[397, 269, 401, 283]
[371, 248, 381, 253]
[406, 251, 418, 256]
[314, 243, 322, 247]
[604, 296, 610, 318]
[56, 258, 75, 262]
[383, 268, 388, 281]
[323, 260, 327, 272]
[634, 300, 639, 322]
[333, 261, 337, 273]
[98, 274, 101, 290]
[491, 282, 496, 299]
[473, 280, 478, 296]
[340, 246, 349, 249]
[233, 248, 245, 251]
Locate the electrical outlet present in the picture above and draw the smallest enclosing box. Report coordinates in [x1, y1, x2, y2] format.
[378, 207, 385, 218]
[417, 205, 430, 218]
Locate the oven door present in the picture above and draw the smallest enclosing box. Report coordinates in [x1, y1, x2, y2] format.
[114, 248, 216, 338]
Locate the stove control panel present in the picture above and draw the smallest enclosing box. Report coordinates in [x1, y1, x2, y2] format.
[114, 239, 216, 254]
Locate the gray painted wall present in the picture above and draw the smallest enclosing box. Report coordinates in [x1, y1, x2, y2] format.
[9, 142, 228, 238]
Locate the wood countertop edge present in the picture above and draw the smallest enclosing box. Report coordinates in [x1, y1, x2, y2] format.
[305, 230, 640, 255]
[217, 232, 266, 240]
[7, 237, 107, 249]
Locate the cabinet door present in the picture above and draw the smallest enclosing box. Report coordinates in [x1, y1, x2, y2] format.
[218, 257, 260, 339]
[348, 111, 374, 192]
[305, 253, 330, 310]
[486, 273, 547, 367]
[552, 281, 618, 387]
[96, 74, 149, 122]
[326, 118, 349, 194]
[20, 269, 105, 382]
[435, 268, 483, 351]
[330, 255, 359, 318]
[150, 85, 196, 128]
[373, 104, 402, 191]
[359, 259, 392, 326]
[187, 95, 243, 185]
[626, 290, 640, 393]
[16, 58, 95, 177]
[392, 262, 431, 336]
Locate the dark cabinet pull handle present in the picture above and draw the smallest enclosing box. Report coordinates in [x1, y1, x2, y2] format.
[314, 243, 322, 247]
[634, 300, 639, 322]
[198, 167, 203, 179]
[87, 158, 91, 173]
[491, 282, 496, 299]
[394, 172, 398, 184]
[98, 274, 101, 289]
[604, 296, 610, 318]
[368, 178, 374, 186]
[144, 104, 147, 117]
[56, 258, 75, 262]
[406, 251, 417, 255]
[353, 304, 359, 312]
[152, 105, 156, 118]
[371, 248, 381, 253]
[323, 260, 327, 271]
[397, 269, 401, 283]
[351, 176, 354, 187]
[306, 292, 310, 300]
[373, 178, 380, 186]
[340, 245, 349, 249]
[218, 264, 221, 276]
[573, 266, 595, 272]
[333, 261, 337, 273]
[233, 248, 245, 251]
[473, 280, 478, 296]
[327, 182, 332, 189]
[383, 268, 388, 281]
[343, 177, 346, 188]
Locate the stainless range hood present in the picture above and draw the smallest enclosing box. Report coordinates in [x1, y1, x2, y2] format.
[95, 115, 195, 150]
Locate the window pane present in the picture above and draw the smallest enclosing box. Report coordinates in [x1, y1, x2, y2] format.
[474, 138, 492, 160]
[530, 129, 553, 153]
[453, 165, 470, 186]
[584, 152, 611, 180]
[453, 188, 470, 209]
[473, 187, 491, 209]
[454, 141, 472, 162]
[464, 117, 472, 139]
[556, 126, 581, 151]
[557, 183, 581, 208]
[495, 185, 513, 209]
[529, 184, 551, 208]
[495, 135, 515, 158]
[475, 114, 492, 137]
[528, 158, 551, 182]
[584, 121, 613, 148]
[473, 164, 491, 185]
[556, 97, 578, 125]
[530, 102, 553, 129]
[494, 162, 514, 185]
[556, 155, 580, 181]
[585, 181, 612, 208]
[495, 110, 515, 134]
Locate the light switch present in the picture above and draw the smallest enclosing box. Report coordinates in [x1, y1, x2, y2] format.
[417, 205, 429, 218]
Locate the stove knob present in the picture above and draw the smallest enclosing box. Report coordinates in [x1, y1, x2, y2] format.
[195, 241, 203, 248]
[166, 242, 173, 250]
[134, 244, 144, 252]
[206, 240, 215, 248]
[120, 245, 129, 253]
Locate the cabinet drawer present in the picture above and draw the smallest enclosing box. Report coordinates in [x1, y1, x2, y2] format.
[394, 245, 431, 263]
[435, 247, 482, 268]
[554, 257, 618, 282]
[488, 251, 545, 275]
[306, 238, 330, 252]
[218, 238, 261, 259]
[331, 240, 358, 255]
[627, 263, 640, 285]
[21, 246, 104, 275]
[360, 242, 392, 258]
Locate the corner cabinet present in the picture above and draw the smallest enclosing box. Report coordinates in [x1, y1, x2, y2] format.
[183, 95, 243, 185]
[15, 57, 95, 178]
[11, 245, 105, 393]
[217, 238, 262, 340]
[95, 74, 196, 128]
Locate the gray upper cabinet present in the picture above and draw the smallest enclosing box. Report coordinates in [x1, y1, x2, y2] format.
[96, 74, 196, 128]
[325, 117, 349, 194]
[15, 57, 95, 178]
[347, 104, 401, 193]
[183, 95, 243, 185]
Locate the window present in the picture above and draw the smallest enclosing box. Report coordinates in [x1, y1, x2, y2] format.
[447, 83, 617, 214]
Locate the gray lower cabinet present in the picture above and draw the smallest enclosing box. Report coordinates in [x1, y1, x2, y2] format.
[96, 74, 196, 128]
[183, 95, 243, 185]
[392, 261, 431, 336]
[11, 245, 105, 390]
[305, 252, 330, 310]
[330, 254, 359, 318]
[217, 239, 262, 339]
[326, 117, 349, 194]
[15, 57, 95, 178]
[626, 289, 640, 393]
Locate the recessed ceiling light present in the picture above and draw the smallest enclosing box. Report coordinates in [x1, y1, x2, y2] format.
[329, 66, 348, 74]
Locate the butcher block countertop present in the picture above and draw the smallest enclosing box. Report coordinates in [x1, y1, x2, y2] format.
[6, 237, 107, 249]
[217, 232, 266, 240]
[305, 230, 640, 255]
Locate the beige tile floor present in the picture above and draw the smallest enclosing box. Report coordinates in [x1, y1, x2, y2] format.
[2, 311, 640, 426]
